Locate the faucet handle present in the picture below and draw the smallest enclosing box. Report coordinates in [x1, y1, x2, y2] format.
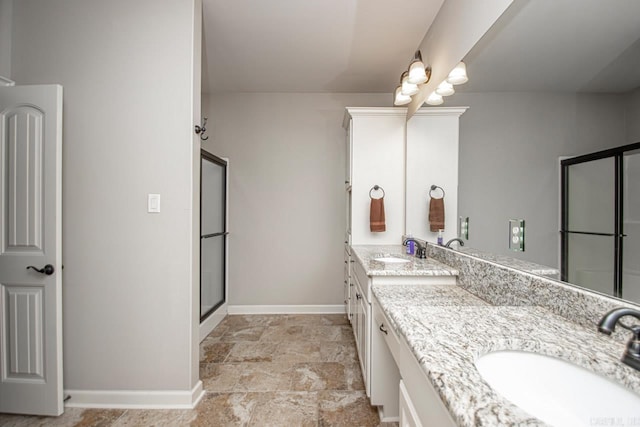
[622, 325, 640, 371]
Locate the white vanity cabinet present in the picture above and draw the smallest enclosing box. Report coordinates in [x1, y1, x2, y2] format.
[372, 294, 457, 427]
[352, 259, 401, 421]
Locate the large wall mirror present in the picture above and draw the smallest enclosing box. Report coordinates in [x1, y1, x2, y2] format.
[411, 0, 640, 304]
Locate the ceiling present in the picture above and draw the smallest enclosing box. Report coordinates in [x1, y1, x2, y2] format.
[459, 0, 640, 94]
[202, 0, 640, 96]
[201, 0, 444, 94]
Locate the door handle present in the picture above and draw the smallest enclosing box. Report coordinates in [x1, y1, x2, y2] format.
[26, 264, 55, 275]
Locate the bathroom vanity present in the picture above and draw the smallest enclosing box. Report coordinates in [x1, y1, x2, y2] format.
[348, 245, 458, 421]
[352, 243, 640, 426]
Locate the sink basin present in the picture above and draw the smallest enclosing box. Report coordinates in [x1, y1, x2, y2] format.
[373, 256, 410, 264]
[475, 350, 640, 426]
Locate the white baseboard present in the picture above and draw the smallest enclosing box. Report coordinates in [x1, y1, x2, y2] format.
[200, 303, 227, 342]
[227, 304, 345, 315]
[64, 381, 204, 409]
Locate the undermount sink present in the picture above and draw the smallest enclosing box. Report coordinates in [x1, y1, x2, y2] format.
[475, 350, 640, 427]
[373, 256, 410, 264]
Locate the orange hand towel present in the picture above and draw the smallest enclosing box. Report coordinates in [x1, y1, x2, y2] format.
[370, 197, 386, 232]
[429, 197, 444, 232]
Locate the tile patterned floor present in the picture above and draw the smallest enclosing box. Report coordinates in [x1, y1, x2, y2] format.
[0, 314, 398, 427]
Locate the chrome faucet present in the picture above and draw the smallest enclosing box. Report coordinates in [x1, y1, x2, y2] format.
[403, 238, 427, 259]
[445, 238, 465, 249]
[598, 307, 640, 371]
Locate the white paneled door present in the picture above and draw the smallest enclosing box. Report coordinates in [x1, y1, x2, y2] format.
[0, 85, 63, 416]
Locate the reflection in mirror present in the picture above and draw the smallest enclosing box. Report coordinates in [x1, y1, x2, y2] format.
[416, 0, 640, 303]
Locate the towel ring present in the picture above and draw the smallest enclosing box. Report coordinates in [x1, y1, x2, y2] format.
[429, 185, 445, 198]
[369, 185, 385, 199]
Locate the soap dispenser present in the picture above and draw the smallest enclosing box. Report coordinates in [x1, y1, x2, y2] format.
[437, 230, 444, 246]
[406, 233, 415, 255]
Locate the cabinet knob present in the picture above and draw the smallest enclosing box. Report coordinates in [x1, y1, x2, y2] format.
[379, 324, 388, 335]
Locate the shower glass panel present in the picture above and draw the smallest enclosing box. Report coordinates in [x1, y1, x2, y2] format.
[200, 151, 227, 321]
[562, 142, 640, 301]
[623, 149, 640, 303]
[565, 157, 616, 296]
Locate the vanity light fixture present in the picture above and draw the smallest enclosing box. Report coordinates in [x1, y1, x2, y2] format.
[407, 51, 431, 85]
[401, 71, 420, 96]
[394, 86, 412, 106]
[426, 91, 444, 105]
[447, 61, 469, 85]
[435, 80, 455, 96]
[392, 50, 432, 107]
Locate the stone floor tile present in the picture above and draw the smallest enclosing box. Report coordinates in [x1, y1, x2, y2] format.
[200, 363, 242, 392]
[344, 362, 365, 391]
[0, 408, 125, 427]
[219, 326, 266, 342]
[199, 341, 234, 363]
[234, 362, 293, 392]
[247, 392, 318, 427]
[190, 392, 261, 427]
[272, 341, 322, 364]
[110, 409, 195, 426]
[225, 342, 278, 363]
[319, 341, 358, 363]
[318, 390, 380, 427]
[259, 325, 305, 342]
[291, 362, 347, 391]
[286, 314, 349, 326]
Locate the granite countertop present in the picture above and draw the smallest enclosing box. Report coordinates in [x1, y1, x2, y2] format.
[458, 247, 559, 277]
[372, 284, 640, 427]
[351, 245, 459, 276]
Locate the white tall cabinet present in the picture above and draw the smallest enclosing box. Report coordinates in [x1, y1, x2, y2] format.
[342, 106, 466, 423]
[344, 108, 406, 245]
[343, 108, 406, 324]
[406, 107, 467, 244]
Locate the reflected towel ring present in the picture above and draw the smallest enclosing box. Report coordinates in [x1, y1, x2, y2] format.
[369, 185, 385, 199]
[429, 185, 445, 198]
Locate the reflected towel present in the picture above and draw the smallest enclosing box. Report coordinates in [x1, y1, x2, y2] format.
[429, 197, 444, 232]
[370, 197, 386, 232]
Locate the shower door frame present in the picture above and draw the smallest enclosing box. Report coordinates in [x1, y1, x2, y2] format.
[200, 150, 228, 322]
[560, 141, 640, 298]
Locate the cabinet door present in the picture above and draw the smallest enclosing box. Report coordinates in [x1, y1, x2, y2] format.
[399, 380, 423, 427]
[357, 293, 368, 396]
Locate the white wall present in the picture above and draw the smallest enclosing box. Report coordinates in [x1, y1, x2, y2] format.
[204, 93, 390, 307]
[10, 0, 200, 398]
[0, 0, 11, 79]
[451, 92, 625, 268]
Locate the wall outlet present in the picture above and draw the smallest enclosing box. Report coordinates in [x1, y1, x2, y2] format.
[459, 216, 469, 240]
[509, 219, 525, 251]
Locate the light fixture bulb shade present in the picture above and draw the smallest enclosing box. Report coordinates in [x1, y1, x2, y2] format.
[394, 86, 411, 106]
[401, 74, 419, 96]
[408, 60, 428, 84]
[426, 92, 444, 106]
[447, 61, 468, 85]
[435, 80, 455, 96]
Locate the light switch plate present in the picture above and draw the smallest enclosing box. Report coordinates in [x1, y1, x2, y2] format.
[509, 219, 524, 251]
[148, 194, 161, 213]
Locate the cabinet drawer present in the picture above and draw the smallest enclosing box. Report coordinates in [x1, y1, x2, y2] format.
[372, 296, 401, 364]
[353, 259, 370, 304]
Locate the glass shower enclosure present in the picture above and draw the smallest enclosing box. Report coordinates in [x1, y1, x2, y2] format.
[561, 142, 640, 303]
[200, 150, 228, 321]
